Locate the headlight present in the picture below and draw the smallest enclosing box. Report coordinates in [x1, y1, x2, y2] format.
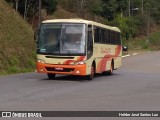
[70, 61, 86, 65]
[37, 59, 45, 63]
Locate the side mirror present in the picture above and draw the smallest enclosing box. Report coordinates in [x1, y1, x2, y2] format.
[34, 29, 40, 43]
[123, 46, 128, 51]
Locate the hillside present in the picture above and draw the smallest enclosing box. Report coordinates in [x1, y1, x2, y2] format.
[48, 6, 78, 19]
[0, 0, 35, 74]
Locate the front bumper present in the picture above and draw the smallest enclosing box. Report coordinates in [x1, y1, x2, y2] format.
[36, 62, 86, 76]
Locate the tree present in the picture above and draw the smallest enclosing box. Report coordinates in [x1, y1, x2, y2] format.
[5, 0, 57, 19]
[100, 0, 119, 20]
[89, 0, 103, 15]
[15, 0, 19, 11]
[42, 0, 57, 14]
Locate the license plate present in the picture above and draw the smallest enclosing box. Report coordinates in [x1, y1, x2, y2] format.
[55, 68, 63, 70]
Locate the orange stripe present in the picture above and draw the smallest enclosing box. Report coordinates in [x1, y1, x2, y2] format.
[63, 56, 86, 65]
[63, 60, 74, 65]
[77, 56, 86, 61]
[97, 45, 122, 72]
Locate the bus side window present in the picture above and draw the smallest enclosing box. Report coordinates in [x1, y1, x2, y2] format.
[88, 25, 93, 49]
[99, 28, 102, 43]
[114, 32, 120, 45]
[115, 32, 117, 45]
[87, 25, 93, 58]
[118, 33, 121, 45]
[116, 32, 119, 45]
[112, 31, 116, 45]
[102, 29, 105, 43]
[110, 31, 113, 44]
[105, 30, 109, 44]
[115, 33, 117, 44]
[108, 30, 112, 44]
[98, 27, 104, 43]
[110, 31, 112, 44]
[94, 26, 99, 43]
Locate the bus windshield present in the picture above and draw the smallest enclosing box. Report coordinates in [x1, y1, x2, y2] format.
[38, 23, 86, 55]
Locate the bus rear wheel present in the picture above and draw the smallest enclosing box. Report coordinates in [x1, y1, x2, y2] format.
[108, 62, 113, 75]
[47, 73, 56, 79]
[102, 62, 113, 75]
[86, 65, 94, 80]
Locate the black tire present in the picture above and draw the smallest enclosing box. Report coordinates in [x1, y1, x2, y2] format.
[86, 65, 95, 80]
[108, 62, 113, 75]
[102, 62, 113, 75]
[47, 73, 56, 79]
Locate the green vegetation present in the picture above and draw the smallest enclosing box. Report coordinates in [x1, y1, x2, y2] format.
[6, 0, 160, 40]
[5, 0, 57, 28]
[0, 0, 35, 75]
[56, 0, 160, 36]
[124, 31, 160, 54]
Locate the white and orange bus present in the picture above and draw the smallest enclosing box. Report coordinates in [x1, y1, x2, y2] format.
[35, 19, 122, 80]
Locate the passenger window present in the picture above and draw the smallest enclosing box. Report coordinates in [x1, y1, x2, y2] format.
[87, 25, 93, 59]
[94, 26, 99, 43]
[88, 25, 93, 51]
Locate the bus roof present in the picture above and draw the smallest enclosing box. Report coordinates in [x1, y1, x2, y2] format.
[42, 19, 121, 32]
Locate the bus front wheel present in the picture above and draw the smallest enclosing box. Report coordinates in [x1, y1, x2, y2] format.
[86, 65, 94, 80]
[47, 73, 56, 79]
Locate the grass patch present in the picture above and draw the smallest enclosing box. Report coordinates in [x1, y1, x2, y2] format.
[0, 0, 36, 75]
[8, 57, 19, 66]
[123, 31, 160, 54]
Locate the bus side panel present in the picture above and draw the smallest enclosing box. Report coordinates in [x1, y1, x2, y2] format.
[95, 58, 102, 73]
[96, 57, 112, 73]
[92, 44, 122, 73]
[113, 47, 122, 69]
[86, 58, 95, 75]
[114, 56, 122, 69]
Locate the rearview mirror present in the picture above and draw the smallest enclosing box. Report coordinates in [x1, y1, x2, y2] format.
[123, 46, 128, 51]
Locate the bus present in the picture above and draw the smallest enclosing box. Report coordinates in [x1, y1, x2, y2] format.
[35, 19, 122, 80]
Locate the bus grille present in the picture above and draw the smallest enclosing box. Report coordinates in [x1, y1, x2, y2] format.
[45, 67, 75, 72]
